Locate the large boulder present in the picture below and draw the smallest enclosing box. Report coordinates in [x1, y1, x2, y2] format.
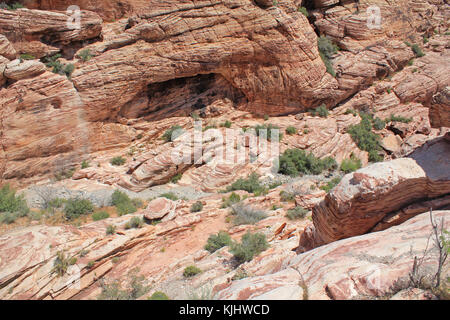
[299, 136, 450, 251]
[4, 59, 46, 80]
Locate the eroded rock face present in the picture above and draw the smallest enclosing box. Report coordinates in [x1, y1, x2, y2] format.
[299, 137, 450, 251]
[4, 59, 46, 80]
[216, 210, 450, 300]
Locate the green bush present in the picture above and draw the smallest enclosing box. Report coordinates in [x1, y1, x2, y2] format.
[81, 160, 90, 169]
[205, 231, 232, 253]
[285, 126, 297, 135]
[320, 177, 342, 193]
[110, 156, 126, 166]
[19, 53, 35, 61]
[0, 2, 24, 10]
[183, 265, 202, 278]
[226, 173, 266, 194]
[190, 201, 203, 213]
[162, 125, 183, 142]
[148, 291, 170, 300]
[98, 268, 149, 300]
[125, 216, 144, 229]
[340, 154, 362, 173]
[278, 149, 337, 177]
[298, 6, 308, 17]
[221, 192, 241, 208]
[42, 54, 75, 78]
[51, 251, 76, 277]
[220, 120, 232, 128]
[373, 117, 386, 130]
[79, 49, 93, 62]
[386, 114, 412, 123]
[171, 172, 183, 183]
[345, 108, 357, 116]
[106, 224, 116, 235]
[231, 204, 268, 226]
[279, 190, 295, 202]
[111, 190, 137, 215]
[310, 104, 329, 118]
[411, 44, 425, 57]
[0, 184, 29, 222]
[160, 192, 178, 201]
[286, 207, 308, 220]
[347, 113, 383, 162]
[252, 124, 283, 141]
[230, 232, 268, 265]
[92, 211, 110, 221]
[63, 198, 94, 220]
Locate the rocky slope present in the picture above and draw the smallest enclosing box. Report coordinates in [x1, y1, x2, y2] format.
[0, 0, 449, 300]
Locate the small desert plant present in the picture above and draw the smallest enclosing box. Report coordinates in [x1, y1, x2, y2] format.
[78, 49, 93, 62]
[106, 224, 116, 235]
[221, 192, 241, 208]
[98, 268, 149, 300]
[318, 36, 338, 77]
[230, 231, 268, 265]
[298, 6, 308, 17]
[220, 120, 232, 128]
[0, 184, 29, 223]
[232, 269, 249, 280]
[347, 113, 383, 162]
[183, 265, 202, 278]
[278, 148, 337, 176]
[81, 160, 90, 169]
[231, 204, 268, 226]
[372, 117, 386, 130]
[252, 123, 283, 141]
[286, 206, 308, 220]
[320, 177, 342, 193]
[310, 104, 329, 118]
[92, 211, 110, 221]
[125, 216, 144, 229]
[190, 201, 203, 213]
[225, 173, 266, 194]
[285, 126, 297, 135]
[111, 190, 137, 215]
[340, 153, 362, 173]
[411, 44, 425, 57]
[110, 156, 126, 166]
[51, 251, 76, 277]
[279, 190, 295, 202]
[63, 198, 94, 220]
[170, 172, 183, 183]
[386, 114, 412, 123]
[162, 125, 184, 142]
[19, 53, 35, 61]
[205, 231, 232, 253]
[148, 291, 170, 300]
[160, 192, 178, 201]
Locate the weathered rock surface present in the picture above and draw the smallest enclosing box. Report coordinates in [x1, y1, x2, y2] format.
[299, 137, 450, 251]
[4, 59, 46, 80]
[143, 198, 177, 222]
[216, 210, 450, 300]
[0, 34, 16, 60]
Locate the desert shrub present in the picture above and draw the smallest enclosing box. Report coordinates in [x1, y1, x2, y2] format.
[345, 108, 357, 116]
[42, 54, 75, 78]
[220, 120, 232, 128]
[386, 114, 412, 123]
[411, 44, 425, 57]
[286, 206, 308, 220]
[111, 190, 137, 216]
[131, 198, 144, 209]
[162, 125, 183, 142]
[221, 192, 241, 208]
[320, 177, 342, 193]
[81, 160, 90, 169]
[0, 184, 29, 222]
[230, 232, 268, 265]
[278, 148, 337, 177]
[78, 49, 92, 62]
[148, 291, 170, 300]
[231, 204, 268, 226]
[340, 154, 362, 173]
[183, 265, 202, 278]
[51, 251, 76, 277]
[92, 211, 110, 221]
[125, 216, 144, 229]
[160, 192, 178, 201]
[190, 201, 203, 213]
[205, 231, 232, 253]
[54, 167, 75, 181]
[279, 190, 295, 202]
[98, 268, 149, 300]
[298, 6, 308, 17]
[310, 104, 329, 118]
[347, 114, 383, 162]
[232, 269, 249, 281]
[373, 117, 386, 130]
[285, 126, 297, 135]
[110, 156, 126, 166]
[252, 124, 283, 141]
[170, 172, 183, 183]
[106, 224, 116, 235]
[19, 53, 35, 61]
[0, 2, 24, 10]
[63, 198, 94, 220]
[318, 36, 338, 77]
[225, 172, 265, 194]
